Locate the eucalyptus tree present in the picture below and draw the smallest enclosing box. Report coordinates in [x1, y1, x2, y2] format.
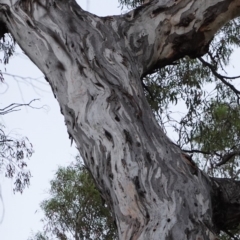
[1, 0, 240, 239]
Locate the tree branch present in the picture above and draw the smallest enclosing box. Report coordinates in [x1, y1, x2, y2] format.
[182, 148, 216, 156]
[0, 99, 40, 115]
[198, 57, 240, 99]
[216, 151, 240, 167]
[128, 0, 240, 76]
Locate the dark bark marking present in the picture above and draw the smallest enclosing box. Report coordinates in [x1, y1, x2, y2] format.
[75, 114, 78, 126]
[90, 156, 94, 166]
[106, 153, 113, 180]
[0, 6, 12, 28]
[121, 159, 127, 169]
[118, 181, 124, 192]
[99, 141, 107, 153]
[182, 153, 198, 175]
[93, 57, 101, 68]
[152, 7, 167, 17]
[107, 89, 118, 103]
[102, 16, 115, 23]
[115, 115, 120, 122]
[203, 2, 232, 27]
[131, 5, 145, 19]
[169, 30, 207, 57]
[75, 58, 87, 77]
[134, 176, 146, 197]
[129, 34, 149, 53]
[56, 61, 66, 71]
[104, 129, 114, 147]
[120, 55, 129, 68]
[0, 20, 8, 39]
[39, 23, 72, 61]
[96, 166, 100, 179]
[123, 129, 133, 145]
[177, 13, 195, 27]
[26, 19, 34, 29]
[136, 141, 141, 147]
[72, 9, 84, 21]
[122, 91, 143, 119]
[146, 152, 152, 164]
[65, 106, 77, 130]
[94, 82, 104, 89]
[129, 219, 142, 240]
[53, 1, 57, 8]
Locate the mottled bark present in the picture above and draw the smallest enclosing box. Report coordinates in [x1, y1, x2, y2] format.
[1, 0, 240, 239]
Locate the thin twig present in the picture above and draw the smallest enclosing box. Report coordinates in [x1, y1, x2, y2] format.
[198, 57, 240, 97]
[182, 148, 215, 155]
[216, 150, 240, 167]
[0, 99, 41, 115]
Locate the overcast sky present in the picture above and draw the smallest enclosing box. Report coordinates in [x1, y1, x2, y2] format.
[0, 1, 123, 239]
[1, 1, 240, 240]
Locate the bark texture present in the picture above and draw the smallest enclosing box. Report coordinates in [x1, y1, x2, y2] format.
[1, 0, 240, 239]
[211, 178, 240, 232]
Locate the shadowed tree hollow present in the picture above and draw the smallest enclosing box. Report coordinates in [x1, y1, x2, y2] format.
[1, 0, 240, 239]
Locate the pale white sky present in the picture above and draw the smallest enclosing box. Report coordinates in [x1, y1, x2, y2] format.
[0, 1, 123, 239]
[0, 1, 240, 240]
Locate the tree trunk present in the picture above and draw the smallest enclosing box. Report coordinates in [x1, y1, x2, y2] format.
[1, 0, 240, 239]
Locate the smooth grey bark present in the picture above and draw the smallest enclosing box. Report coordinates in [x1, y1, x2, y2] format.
[1, 0, 240, 239]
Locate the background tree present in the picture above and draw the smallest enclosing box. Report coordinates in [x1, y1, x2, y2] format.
[28, 157, 117, 240]
[1, 0, 240, 239]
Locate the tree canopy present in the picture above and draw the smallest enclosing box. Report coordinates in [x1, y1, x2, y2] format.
[28, 157, 117, 240]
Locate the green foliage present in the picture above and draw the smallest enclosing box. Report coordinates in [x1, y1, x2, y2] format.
[29, 158, 117, 240]
[0, 101, 38, 193]
[192, 102, 240, 179]
[220, 226, 240, 240]
[0, 118, 33, 193]
[194, 102, 240, 152]
[28, 232, 48, 240]
[0, 127, 33, 193]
